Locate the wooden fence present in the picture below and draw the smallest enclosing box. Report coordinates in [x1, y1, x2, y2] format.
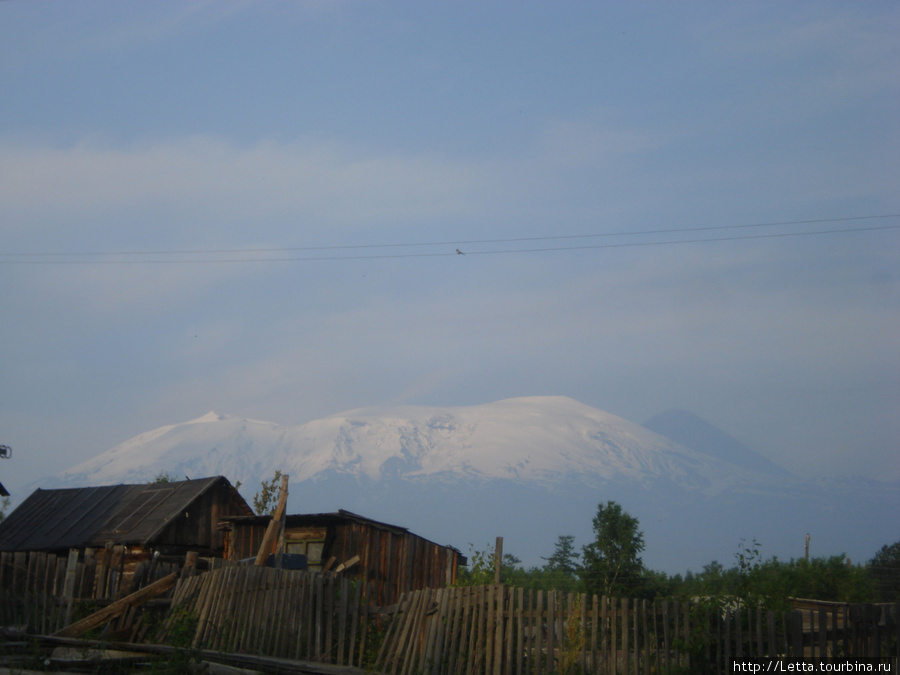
[159, 564, 372, 666]
[0, 548, 184, 637]
[1, 552, 898, 673]
[374, 586, 900, 674]
[161, 571, 900, 673]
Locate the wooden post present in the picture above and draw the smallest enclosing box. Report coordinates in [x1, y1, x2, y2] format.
[255, 474, 289, 567]
[275, 516, 286, 569]
[494, 536, 503, 585]
[181, 551, 199, 579]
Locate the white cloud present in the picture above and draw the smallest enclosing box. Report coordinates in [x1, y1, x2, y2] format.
[0, 136, 497, 233]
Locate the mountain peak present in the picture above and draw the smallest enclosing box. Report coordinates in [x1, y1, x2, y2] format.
[190, 411, 226, 424]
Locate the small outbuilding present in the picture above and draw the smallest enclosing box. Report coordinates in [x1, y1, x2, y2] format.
[0, 476, 252, 558]
[222, 509, 466, 605]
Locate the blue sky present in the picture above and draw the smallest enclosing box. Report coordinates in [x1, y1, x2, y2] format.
[1, 1, 898, 493]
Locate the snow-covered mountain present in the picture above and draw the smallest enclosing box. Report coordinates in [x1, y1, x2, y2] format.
[40, 396, 900, 574]
[61, 397, 766, 493]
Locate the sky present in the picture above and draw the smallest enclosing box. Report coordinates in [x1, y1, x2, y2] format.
[1, 1, 898, 496]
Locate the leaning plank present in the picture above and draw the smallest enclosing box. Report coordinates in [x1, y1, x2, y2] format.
[334, 555, 360, 574]
[51, 572, 178, 639]
[255, 474, 290, 566]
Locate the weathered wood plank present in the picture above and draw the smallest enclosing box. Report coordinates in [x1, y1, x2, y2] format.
[790, 610, 804, 658]
[486, 584, 497, 675]
[448, 586, 466, 675]
[255, 474, 289, 567]
[610, 596, 618, 675]
[52, 572, 177, 638]
[347, 576, 361, 668]
[421, 587, 441, 675]
[197, 567, 227, 648]
[325, 572, 335, 662]
[277, 570, 295, 658]
[248, 566, 269, 654]
[335, 576, 348, 666]
[632, 598, 638, 675]
[399, 589, 426, 675]
[504, 586, 514, 675]
[409, 588, 433, 675]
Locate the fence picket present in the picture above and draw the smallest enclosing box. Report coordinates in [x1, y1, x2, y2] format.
[449, 585, 470, 675]
[631, 598, 639, 675]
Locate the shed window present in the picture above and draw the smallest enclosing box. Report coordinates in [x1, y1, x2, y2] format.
[286, 539, 325, 570]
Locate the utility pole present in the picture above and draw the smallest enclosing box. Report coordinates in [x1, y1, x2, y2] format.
[0, 444, 11, 498]
[805, 533, 810, 560]
[494, 536, 503, 584]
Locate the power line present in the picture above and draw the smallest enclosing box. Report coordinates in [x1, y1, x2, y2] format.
[1, 216, 898, 265]
[3, 214, 898, 256]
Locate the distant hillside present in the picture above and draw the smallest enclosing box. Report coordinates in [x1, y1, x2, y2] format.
[643, 409, 793, 478]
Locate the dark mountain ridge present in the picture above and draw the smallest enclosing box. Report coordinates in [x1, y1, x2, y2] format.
[643, 409, 794, 478]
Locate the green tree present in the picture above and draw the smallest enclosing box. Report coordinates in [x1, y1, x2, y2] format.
[153, 471, 176, 483]
[457, 544, 521, 586]
[579, 500, 645, 597]
[694, 560, 729, 597]
[542, 534, 582, 592]
[867, 541, 900, 602]
[543, 534, 580, 575]
[675, 550, 872, 611]
[754, 555, 870, 608]
[735, 537, 762, 605]
[253, 470, 284, 515]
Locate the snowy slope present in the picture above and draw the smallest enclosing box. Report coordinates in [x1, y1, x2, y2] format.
[59, 396, 766, 494]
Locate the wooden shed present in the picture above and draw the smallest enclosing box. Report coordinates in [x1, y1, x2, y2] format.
[222, 510, 466, 606]
[0, 476, 252, 558]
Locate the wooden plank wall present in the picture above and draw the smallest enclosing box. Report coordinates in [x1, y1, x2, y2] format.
[225, 520, 462, 606]
[336, 522, 461, 606]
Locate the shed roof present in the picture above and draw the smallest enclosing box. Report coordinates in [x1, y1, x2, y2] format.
[224, 509, 462, 555]
[225, 509, 409, 533]
[0, 476, 250, 552]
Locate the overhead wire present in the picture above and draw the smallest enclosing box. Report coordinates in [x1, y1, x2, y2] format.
[1, 214, 898, 265]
